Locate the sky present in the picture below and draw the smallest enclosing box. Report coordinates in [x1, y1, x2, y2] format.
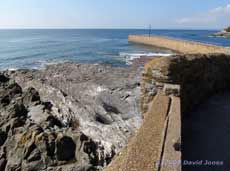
[0, 0, 230, 29]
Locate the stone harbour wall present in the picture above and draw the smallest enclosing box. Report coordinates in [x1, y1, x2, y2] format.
[107, 53, 230, 171]
[128, 35, 230, 54]
[146, 54, 230, 113]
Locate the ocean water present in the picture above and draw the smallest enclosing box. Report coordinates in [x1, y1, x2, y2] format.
[0, 29, 230, 70]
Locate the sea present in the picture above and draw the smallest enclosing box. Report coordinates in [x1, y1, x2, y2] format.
[0, 29, 230, 70]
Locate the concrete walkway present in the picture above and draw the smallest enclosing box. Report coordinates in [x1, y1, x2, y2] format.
[183, 91, 230, 171]
[107, 93, 171, 171]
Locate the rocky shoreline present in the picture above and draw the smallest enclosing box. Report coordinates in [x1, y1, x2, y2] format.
[211, 31, 230, 37]
[0, 63, 143, 171]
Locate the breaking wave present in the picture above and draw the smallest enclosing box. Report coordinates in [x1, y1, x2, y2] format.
[120, 52, 172, 65]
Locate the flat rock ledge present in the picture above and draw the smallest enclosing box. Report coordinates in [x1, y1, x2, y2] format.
[1, 63, 143, 171]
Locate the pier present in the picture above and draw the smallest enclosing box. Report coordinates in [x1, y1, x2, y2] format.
[128, 35, 230, 54]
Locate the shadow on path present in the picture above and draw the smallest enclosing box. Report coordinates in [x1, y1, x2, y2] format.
[182, 91, 230, 171]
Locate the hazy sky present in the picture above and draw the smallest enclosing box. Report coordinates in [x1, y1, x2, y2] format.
[0, 0, 230, 29]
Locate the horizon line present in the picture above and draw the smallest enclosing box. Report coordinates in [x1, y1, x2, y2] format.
[0, 27, 220, 31]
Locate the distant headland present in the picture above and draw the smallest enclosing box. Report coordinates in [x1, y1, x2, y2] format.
[212, 26, 230, 37]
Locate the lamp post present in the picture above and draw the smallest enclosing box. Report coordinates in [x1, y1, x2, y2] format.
[149, 24, 152, 37]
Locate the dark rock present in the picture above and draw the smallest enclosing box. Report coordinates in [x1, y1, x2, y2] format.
[10, 118, 26, 129]
[47, 115, 62, 128]
[102, 102, 120, 114]
[0, 147, 6, 159]
[22, 87, 40, 107]
[0, 83, 22, 107]
[6, 164, 21, 171]
[7, 103, 28, 119]
[0, 131, 7, 146]
[84, 140, 100, 166]
[80, 134, 89, 142]
[0, 158, 7, 171]
[95, 113, 113, 125]
[24, 142, 37, 160]
[21, 159, 46, 171]
[46, 139, 55, 158]
[0, 74, 9, 83]
[173, 137, 181, 152]
[1, 95, 10, 106]
[83, 139, 115, 168]
[42, 101, 53, 111]
[27, 148, 41, 162]
[55, 136, 76, 161]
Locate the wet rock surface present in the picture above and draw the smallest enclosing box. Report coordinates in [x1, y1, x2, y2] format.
[1, 63, 142, 171]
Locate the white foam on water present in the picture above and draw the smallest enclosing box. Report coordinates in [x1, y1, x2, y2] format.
[34, 59, 70, 70]
[120, 52, 172, 65]
[7, 68, 18, 71]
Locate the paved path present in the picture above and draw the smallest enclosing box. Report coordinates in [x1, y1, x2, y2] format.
[183, 92, 230, 171]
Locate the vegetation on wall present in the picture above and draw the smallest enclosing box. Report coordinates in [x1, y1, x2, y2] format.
[224, 27, 230, 32]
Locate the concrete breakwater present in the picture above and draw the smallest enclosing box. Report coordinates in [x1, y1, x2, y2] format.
[107, 53, 230, 171]
[128, 35, 230, 54]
